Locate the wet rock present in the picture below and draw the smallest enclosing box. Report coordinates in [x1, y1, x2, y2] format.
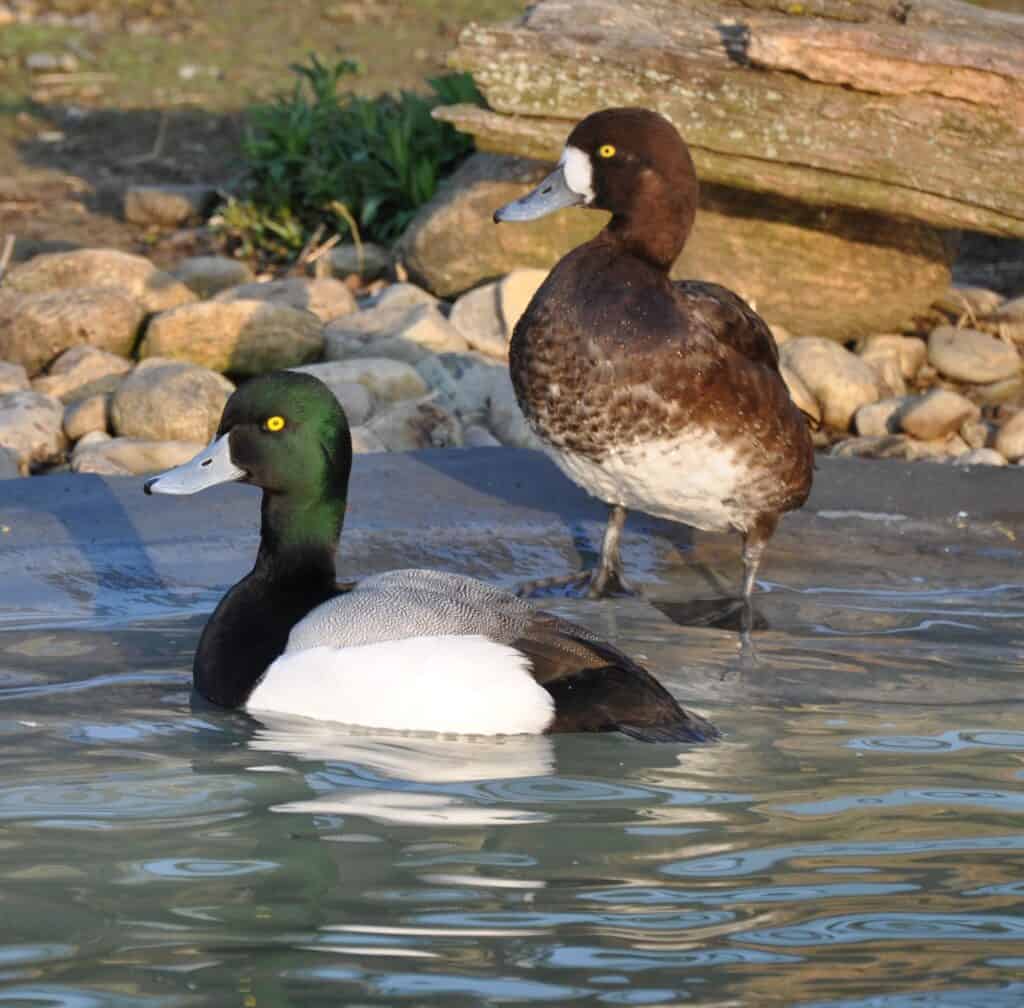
[324, 304, 466, 365]
[3, 248, 196, 313]
[32, 345, 132, 403]
[450, 282, 507, 359]
[288, 363, 375, 426]
[365, 398, 463, 451]
[71, 437, 205, 476]
[172, 256, 254, 298]
[994, 410, 1024, 462]
[216, 276, 357, 323]
[111, 358, 234, 442]
[488, 373, 543, 450]
[854, 397, 909, 438]
[499, 268, 548, 336]
[349, 425, 388, 454]
[373, 283, 438, 312]
[0, 445, 19, 479]
[124, 184, 217, 228]
[899, 389, 980, 441]
[414, 352, 504, 426]
[778, 365, 820, 427]
[780, 338, 880, 430]
[0, 361, 29, 394]
[928, 326, 1021, 384]
[955, 447, 1007, 466]
[310, 358, 428, 403]
[141, 300, 323, 376]
[0, 390, 65, 471]
[63, 393, 109, 441]
[328, 242, 391, 280]
[932, 286, 1005, 320]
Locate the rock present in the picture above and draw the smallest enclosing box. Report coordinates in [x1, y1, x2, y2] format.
[328, 242, 391, 280]
[770, 325, 795, 347]
[955, 447, 1007, 467]
[450, 282, 507, 359]
[373, 283, 439, 312]
[994, 410, 1024, 462]
[124, 184, 217, 228]
[974, 375, 1024, 405]
[0, 288, 145, 376]
[854, 397, 909, 438]
[959, 419, 991, 450]
[488, 372, 543, 450]
[928, 326, 1021, 384]
[25, 51, 78, 73]
[76, 431, 111, 448]
[141, 300, 323, 376]
[778, 365, 820, 427]
[982, 295, 1024, 345]
[63, 394, 109, 441]
[305, 358, 428, 403]
[899, 389, 980, 441]
[324, 304, 466, 365]
[414, 352, 505, 426]
[830, 433, 962, 462]
[499, 268, 548, 335]
[71, 437, 205, 476]
[859, 334, 928, 381]
[215, 276, 357, 323]
[400, 153, 952, 339]
[464, 424, 502, 448]
[172, 256, 254, 298]
[933, 286, 1005, 320]
[780, 338, 880, 430]
[3, 248, 195, 313]
[861, 347, 906, 398]
[0, 390, 65, 471]
[111, 358, 234, 442]
[349, 426, 388, 454]
[288, 363, 376, 426]
[365, 398, 463, 451]
[32, 345, 132, 403]
[0, 444, 19, 479]
[0, 361, 29, 394]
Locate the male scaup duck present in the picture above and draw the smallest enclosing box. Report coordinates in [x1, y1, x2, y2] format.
[494, 107, 813, 607]
[144, 371, 718, 743]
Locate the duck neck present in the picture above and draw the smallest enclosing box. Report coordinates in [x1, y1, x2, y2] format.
[193, 489, 346, 708]
[605, 176, 696, 272]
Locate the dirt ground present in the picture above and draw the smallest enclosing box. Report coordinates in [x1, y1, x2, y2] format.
[0, 0, 522, 268]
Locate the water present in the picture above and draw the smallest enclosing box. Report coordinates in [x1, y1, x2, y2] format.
[1, 505, 1023, 1006]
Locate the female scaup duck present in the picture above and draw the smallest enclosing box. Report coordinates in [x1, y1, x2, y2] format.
[144, 371, 717, 743]
[494, 107, 814, 606]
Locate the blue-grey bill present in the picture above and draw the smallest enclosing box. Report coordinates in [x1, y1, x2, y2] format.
[493, 164, 585, 222]
[143, 434, 245, 495]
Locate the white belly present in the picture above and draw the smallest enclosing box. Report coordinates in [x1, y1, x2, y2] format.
[548, 431, 750, 533]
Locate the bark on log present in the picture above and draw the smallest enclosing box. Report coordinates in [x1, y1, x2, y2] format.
[439, 0, 1024, 236]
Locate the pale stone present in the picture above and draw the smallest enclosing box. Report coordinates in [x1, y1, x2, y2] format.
[994, 410, 1024, 462]
[899, 389, 980, 441]
[830, 433, 962, 462]
[3, 248, 195, 313]
[0, 361, 29, 394]
[928, 326, 1021, 384]
[63, 394, 109, 441]
[324, 304, 466, 365]
[954, 447, 1006, 466]
[488, 372, 544, 450]
[959, 418, 991, 450]
[0, 287, 145, 375]
[124, 184, 216, 228]
[172, 256, 254, 298]
[111, 358, 234, 442]
[141, 300, 324, 376]
[365, 398, 463, 451]
[76, 430, 111, 448]
[373, 283, 438, 312]
[973, 375, 1024, 405]
[349, 426, 388, 454]
[933, 286, 1005, 319]
[770, 324, 795, 346]
[415, 352, 504, 426]
[498, 268, 548, 336]
[307, 358, 428, 403]
[0, 390, 65, 470]
[450, 282, 507, 359]
[71, 437, 205, 476]
[780, 338, 880, 430]
[215, 276, 357, 323]
[328, 242, 391, 280]
[854, 397, 910, 438]
[288, 364, 376, 426]
[464, 424, 502, 448]
[779, 364, 821, 427]
[983, 296, 1024, 344]
[0, 444, 20, 479]
[32, 345, 132, 403]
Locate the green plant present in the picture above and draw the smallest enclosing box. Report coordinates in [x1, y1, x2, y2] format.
[214, 55, 483, 263]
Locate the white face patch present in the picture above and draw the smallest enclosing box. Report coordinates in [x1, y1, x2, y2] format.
[560, 145, 595, 204]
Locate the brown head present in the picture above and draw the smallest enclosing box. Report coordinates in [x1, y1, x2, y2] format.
[494, 107, 698, 270]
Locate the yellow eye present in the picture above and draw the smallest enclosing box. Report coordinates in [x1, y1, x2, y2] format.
[599, 144, 616, 158]
[264, 415, 286, 432]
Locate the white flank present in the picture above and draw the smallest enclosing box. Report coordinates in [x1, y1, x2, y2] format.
[561, 145, 594, 203]
[247, 635, 555, 736]
[551, 431, 749, 533]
